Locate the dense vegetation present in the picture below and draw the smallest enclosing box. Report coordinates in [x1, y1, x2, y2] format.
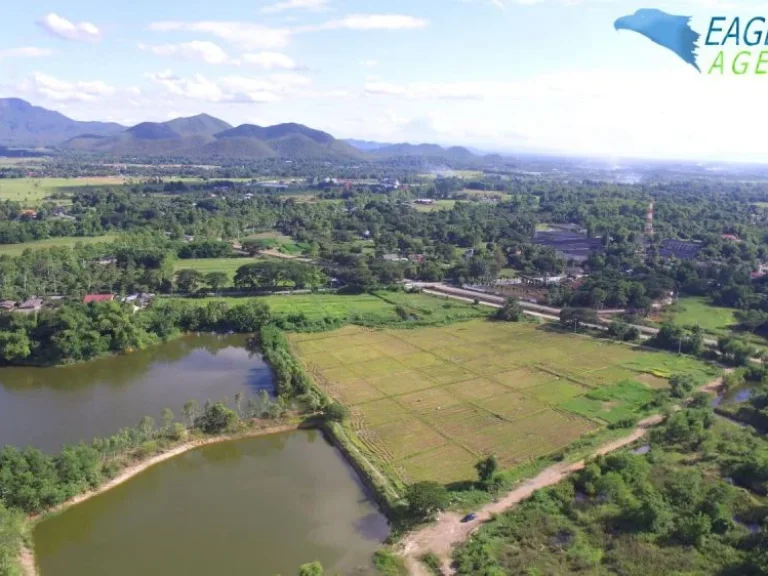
[454, 408, 768, 575]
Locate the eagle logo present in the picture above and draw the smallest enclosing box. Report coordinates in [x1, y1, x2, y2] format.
[615, 8, 700, 72]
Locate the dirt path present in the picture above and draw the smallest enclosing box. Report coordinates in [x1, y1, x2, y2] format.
[19, 545, 38, 576]
[399, 415, 662, 576]
[20, 422, 298, 575]
[399, 372, 729, 576]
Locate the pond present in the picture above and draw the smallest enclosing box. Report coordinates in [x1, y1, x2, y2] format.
[712, 385, 756, 408]
[34, 431, 389, 576]
[0, 334, 272, 452]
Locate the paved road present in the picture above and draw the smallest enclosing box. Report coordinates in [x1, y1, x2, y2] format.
[412, 282, 719, 347]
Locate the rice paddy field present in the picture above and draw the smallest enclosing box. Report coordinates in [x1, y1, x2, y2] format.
[290, 320, 718, 485]
[0, 235, 117, 256]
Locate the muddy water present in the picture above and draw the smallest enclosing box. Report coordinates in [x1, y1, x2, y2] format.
[0, 334, 272, 452]
[34, 431, 389, 576]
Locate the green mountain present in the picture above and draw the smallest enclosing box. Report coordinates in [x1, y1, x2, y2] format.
[0, 98, 124, 146]
[64, 117, 362, 161]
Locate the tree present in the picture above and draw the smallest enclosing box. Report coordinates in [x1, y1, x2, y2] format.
[175, 269, 204, 293]
[475, 455, 498, 487]
[670, 373, 696, 399]
[405, 481, 449, 519]
[196, 402, 238, 434]
[298, 562, 324, 576]
[161, 408, 174, 430]
[493, 298, 523, 322]
[324, 402, 350, 422]
[560, 307, 597, 331]
[205, 271, 228, 294]
[182, 399, 199, 428]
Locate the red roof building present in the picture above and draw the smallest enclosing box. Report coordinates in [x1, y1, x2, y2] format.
[83, 294, 114, 304]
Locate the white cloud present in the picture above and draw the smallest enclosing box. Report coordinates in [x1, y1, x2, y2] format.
[364, 81, 487, 100]
[36, 13, 101, 42]
[139, 41, 231, 64]
[261, 0, 329, 14]
[362, 59, 378, 67]
[149, 21, 291, 50]
[19, 72, 115, 102]
[0, 47, 54, 60]
[149, 14, 428, 48]
[241, 52, 297, 70]
[319, 14, 429, 31]
[146, 70, 312, 104]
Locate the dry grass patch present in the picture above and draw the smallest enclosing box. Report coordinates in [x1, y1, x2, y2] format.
[477, 392, 548, 421]
[399, 352, 444, 369]
[356, 398, 410, 427]
[367, 371, 437, 396]
[493, 367, 554, 389]
[348, 357, 408, 379]
[300, 352, 342, 371]
[331, 345, 383, 364]
[420, 363, 477, 385]
[525, 379, 589, 404]
[447, 378, 511, 402]
[395, 444, 478, 484]
[319, 366, 361, 385]
[370, 417, 447, 461]
[332, 380, 385, 405]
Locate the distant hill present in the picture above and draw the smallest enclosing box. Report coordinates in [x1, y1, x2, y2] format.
[371, 143, 477, 162]
[64, 115, 362, 161]
[0, 98, 124, 146]
[343, 139, 393, 151]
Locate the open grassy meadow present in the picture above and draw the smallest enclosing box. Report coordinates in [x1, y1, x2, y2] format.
[173, 258, 256, 284]
[290, 319, 717, 485]
[413, 200, 457, 213]
[0, 235, 117, 256]
[0, 177, 132, 205]
[666, 296, 737, 332]
[168, 291, 490, 326]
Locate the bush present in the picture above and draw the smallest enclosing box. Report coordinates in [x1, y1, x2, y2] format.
[196, 403, 238, 434]
[324, 402, 350, 423]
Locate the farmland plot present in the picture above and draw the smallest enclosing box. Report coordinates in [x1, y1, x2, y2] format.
[291, 319, 717, 484]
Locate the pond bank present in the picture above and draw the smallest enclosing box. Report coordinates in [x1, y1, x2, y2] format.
[20, 419, 301, 576]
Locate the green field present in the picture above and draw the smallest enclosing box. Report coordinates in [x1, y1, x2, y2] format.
[413, 200, 457, 213]
[173, 258, 256, 284]
[0, 177, 132, 205]
[290, 319, 717, 485]
[666, 297, 737, 332]
[0, 235, 117, 256]
[170, 292, 490, 326]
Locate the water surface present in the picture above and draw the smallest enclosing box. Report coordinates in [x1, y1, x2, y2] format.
[0, 334, 272, 451]
[34, 431, 388, 576]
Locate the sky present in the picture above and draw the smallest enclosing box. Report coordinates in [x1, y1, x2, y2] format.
[0, 0, 766, 162]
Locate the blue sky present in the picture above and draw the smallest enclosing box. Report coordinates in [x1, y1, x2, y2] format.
[0, 0, 765, 161]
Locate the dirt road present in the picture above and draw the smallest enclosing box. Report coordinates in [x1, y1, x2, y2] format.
[399, 415, 663, 576]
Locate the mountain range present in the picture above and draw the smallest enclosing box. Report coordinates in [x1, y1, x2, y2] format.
[0, 98, 492, 163]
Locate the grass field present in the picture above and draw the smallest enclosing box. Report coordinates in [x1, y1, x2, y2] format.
[666, 297, 737, 332]
[0, 177, 132, 205]
[173, 258, 256, 284]
[290, 320, 717, 485]
[0, 235, 117, 256]
[413, 200, 457, 212]
[168, 291, 490, 326]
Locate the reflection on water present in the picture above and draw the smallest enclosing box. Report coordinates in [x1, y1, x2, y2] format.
[0, 334, 273, 452]
[35, 432, 389, 576]
[712, 386, 756, 408]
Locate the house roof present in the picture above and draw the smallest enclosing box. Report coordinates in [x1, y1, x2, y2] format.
[83, 294, 114, 304]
